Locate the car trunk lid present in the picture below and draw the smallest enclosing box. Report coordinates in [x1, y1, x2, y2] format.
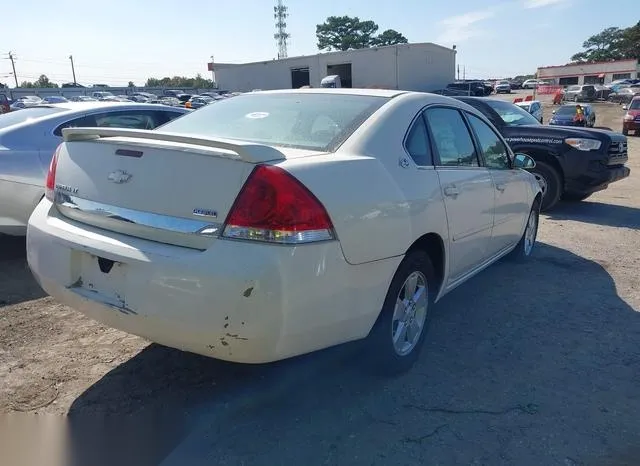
[53, 127, 319, 249]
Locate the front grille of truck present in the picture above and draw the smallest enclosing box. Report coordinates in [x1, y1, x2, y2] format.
[608, 141, 628, 166]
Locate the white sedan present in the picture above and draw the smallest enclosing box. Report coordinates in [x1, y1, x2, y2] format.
[27, 89, 542, 374]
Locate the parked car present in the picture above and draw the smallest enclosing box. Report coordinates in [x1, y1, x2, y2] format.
[158, 96, 183, 107]
[622, 97, 640, 136]
[456, 97, 629, 210]
[609, 87, 640, 105]
[509, 81, 523, 90]
[69, 96, 98, 102]
[522, 79, 544, 89]
[562, 85, 596, 102]
[549, 104, 596, 128]
[61, 83, 85, 88]
[494, 81, 512, 94]
[91, 91, 115, 100]
[0, 102, 189, 236]
[163, 89, 184, 97]
[445, 81, 486, 96]
[10, 95, 43, 110]
[514, 100, 543, 123]
[186, 95, 215, 109]
[42, 96, 70, 104]
[593, 84, 613, 101]
[26, 89, 542, 374]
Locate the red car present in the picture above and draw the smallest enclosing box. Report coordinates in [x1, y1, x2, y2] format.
[0, 94, 9, 114]
[623, 97, 640, 136]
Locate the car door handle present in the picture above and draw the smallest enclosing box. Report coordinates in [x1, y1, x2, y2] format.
[496, 183, 506, 192]
[443, 185, 460, 197]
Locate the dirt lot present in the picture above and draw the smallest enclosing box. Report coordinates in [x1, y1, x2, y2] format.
[1, 97, 639, 465]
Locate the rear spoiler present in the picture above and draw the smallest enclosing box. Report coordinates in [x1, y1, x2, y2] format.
[61, 127, 286, 164]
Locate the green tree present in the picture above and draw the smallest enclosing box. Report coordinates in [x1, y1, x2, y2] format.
[316, 16, 380, 51]
[20, 74, 58, 88]
[570, 25, 639, 62]
[372, 29, 408, 47]
[145, 74, 214, 88]
[619, 21, 640, 59]
[128, 81, 135, 87]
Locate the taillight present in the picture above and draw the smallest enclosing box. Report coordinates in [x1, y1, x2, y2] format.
[45, 144, 62, 202]
[222, 165, 334, 244]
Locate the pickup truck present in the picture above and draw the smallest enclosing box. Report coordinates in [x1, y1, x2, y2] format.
[457, 97, 630, 211]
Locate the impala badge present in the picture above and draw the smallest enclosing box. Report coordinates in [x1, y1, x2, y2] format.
[108, 170, 132, 184]
[193, 208, 218, 218]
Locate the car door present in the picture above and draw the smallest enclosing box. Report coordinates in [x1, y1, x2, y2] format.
[465, 112, 529, 254]
[425, 106, 495, 282]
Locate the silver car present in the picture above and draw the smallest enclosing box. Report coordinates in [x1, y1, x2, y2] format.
[0, 102, 189, 235]
[515, 100, 544, 123]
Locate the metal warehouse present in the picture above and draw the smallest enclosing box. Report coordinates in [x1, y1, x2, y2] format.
[537, 59, 639, 86]
[213, 42, 456, 92]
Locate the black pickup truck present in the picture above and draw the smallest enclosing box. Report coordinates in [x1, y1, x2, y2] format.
[457, 97, 630, 211]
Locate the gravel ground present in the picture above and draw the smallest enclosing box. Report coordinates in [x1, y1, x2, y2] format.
[1, 96, 639, 465]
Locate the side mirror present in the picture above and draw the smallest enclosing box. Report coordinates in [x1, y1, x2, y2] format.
[622, 105, 628, 110]
[513, 153, 536, 169]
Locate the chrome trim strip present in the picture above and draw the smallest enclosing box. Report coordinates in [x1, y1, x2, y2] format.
[55, 193, 222, 237]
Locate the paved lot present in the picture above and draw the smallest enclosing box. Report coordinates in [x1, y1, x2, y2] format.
[1, 97, 639, 465]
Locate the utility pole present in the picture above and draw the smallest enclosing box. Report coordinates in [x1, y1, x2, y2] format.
[210, 55, 216, 88]
[8, 51, 18, 88]
[69, 55, 77, 84]
[463, 66, 466, 80]
[457, 64, 460, 80]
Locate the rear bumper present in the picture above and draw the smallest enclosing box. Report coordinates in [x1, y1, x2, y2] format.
[27, 200, 398, 363]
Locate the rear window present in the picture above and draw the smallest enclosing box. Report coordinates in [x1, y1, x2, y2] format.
[556, 106, 580, 115]
[0, 107, 66, 129]
[158, 93, 389, 151]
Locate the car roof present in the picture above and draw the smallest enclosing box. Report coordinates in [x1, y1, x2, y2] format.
[30, 101, 186, 112]
[515, 100, 540, 105]
[254, 88, 407, 98]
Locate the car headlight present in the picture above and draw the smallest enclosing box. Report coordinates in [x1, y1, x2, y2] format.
[564, 138, 602, 151]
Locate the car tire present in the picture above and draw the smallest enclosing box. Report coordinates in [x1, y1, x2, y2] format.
[563, 192, 591, 202]
[529, 161, 562, 211]
[508, 199, 540, 262]
[364, 251, 435, 376]
[623, 128, 629, 136]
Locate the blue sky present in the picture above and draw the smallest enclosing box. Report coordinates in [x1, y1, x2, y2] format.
[2, 0, 637, 86]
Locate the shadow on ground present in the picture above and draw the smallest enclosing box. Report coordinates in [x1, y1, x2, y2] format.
[0, 234, 45, 306]
[68, 243, 640, 466]
[549, 200, 640, 229]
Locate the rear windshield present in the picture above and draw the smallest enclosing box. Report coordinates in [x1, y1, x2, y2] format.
[556, 106, 581, 115]
[0, 107, 66, 129]
[158, 93, 389, 151]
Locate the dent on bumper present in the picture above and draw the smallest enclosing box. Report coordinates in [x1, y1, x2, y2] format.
[26, 200, 399, 363]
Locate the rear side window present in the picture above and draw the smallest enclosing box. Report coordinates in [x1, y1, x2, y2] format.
[54, 110, 177, 136]
[425, 107, 478, 167]
[404, 114, 432, 166]
[158, 93, 389, 151]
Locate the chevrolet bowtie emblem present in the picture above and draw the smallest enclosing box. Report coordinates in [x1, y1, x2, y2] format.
[108, 170, 132, 184]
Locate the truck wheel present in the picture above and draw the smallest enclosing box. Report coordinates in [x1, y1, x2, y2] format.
[529, 161, 562, 211]
[508, 199, 540, 262]
[364, 251, 435, 375]
[563, 192, 591, 202]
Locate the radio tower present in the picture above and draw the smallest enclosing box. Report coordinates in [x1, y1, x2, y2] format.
[274, 0, 290, 59]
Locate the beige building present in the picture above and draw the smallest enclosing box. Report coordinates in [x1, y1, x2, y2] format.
[537, 59, 639, 86]
[213, 43, 456, 92]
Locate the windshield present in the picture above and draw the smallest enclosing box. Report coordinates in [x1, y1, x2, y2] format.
[556, 106, 581, 115]
[629, 100, 640, 110]
[0, 107, 66, 129]
[483, 99, 541, 126]
[158, 93, 389, 151]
